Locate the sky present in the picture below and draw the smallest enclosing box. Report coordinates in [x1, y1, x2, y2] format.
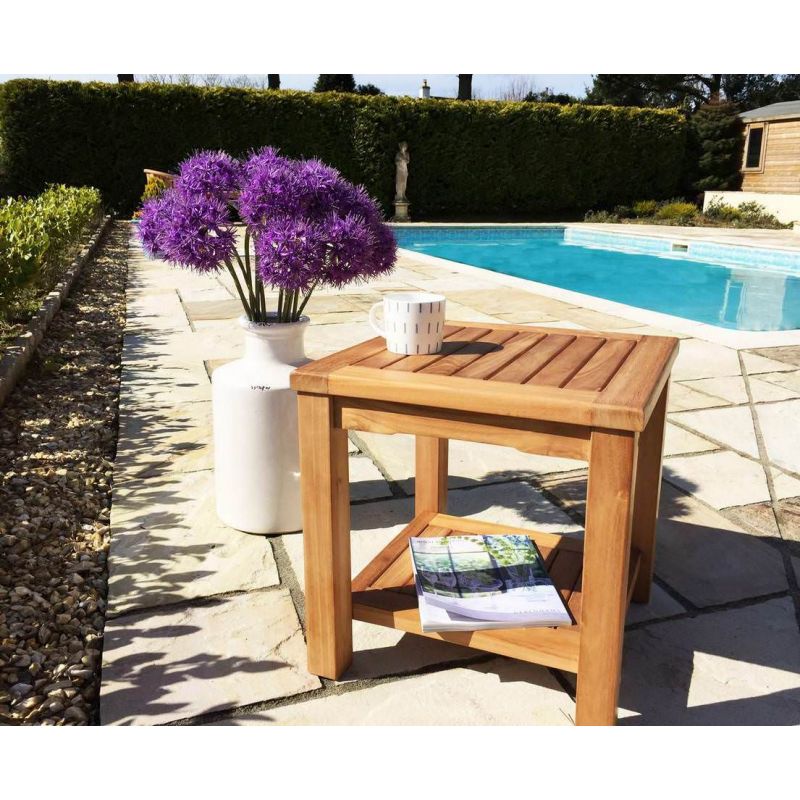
[0, 74, 594, 99]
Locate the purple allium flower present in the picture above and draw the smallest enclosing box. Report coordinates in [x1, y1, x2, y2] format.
[240, 150, 396, 290]
[138, 189, 177, 259]
[139, 188, 235, 272]
[253, 216, 327, 292]
[138, 147, 396, 320]
[174, 150, 242, 201]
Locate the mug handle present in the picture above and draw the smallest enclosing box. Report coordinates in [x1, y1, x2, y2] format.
[369, 302, 385, 335]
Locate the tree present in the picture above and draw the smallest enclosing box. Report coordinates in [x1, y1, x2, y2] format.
[268, 74, 280, 90]
[524, 88, 580, 105]
[587, 74, 723, 110]
[689, 103, 744, 192]
[355, 83, 384, 96]
[313, 74, 356, 93]
[457, 74, 472, 100]
[588, 74, 800, 112]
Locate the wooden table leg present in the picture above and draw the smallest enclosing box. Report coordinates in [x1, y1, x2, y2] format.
[575, 429, 637, 726]
[630, 383, 668, 603]
[415, 435, 448, 515]
[297, 393, 352, 680]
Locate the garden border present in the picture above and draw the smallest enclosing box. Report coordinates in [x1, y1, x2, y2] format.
[0, 215, 113, 407]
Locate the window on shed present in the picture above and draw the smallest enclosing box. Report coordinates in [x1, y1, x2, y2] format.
[744, 126, 764, 169]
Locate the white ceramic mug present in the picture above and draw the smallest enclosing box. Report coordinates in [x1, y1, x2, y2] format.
[369, 292, 446, 355]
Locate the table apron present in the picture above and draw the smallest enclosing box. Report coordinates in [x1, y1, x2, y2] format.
[332, 397, 592, 462]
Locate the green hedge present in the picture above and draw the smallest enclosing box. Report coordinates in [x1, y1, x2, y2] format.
[0, 80, 687, 218]
[0, 184, 102, 320]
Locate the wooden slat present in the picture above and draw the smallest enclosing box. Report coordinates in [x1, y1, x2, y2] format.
[567, 572, 583, 625]
[527, 337, 606, 388]
[492, 333, 576, 383]
[356, 324, 463, 369]
[371, 525, 451, 590]
[599, 336, 679, 431]
[351, 511, 436, 592]
[352, 590, 581, 672]
[417, 328, 517, 376]
[545, 548, 584, 605]
[567, 339, 637, 391]
[428, 513, 584, 553]
[454, 331, 544, 379]
[385, 326, 490, 372]
[290, 335, 388, 393]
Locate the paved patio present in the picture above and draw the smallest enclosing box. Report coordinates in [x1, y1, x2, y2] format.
[100, 224, 800, 725]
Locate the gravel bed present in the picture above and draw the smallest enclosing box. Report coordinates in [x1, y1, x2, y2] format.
[0, 224, 127, 725]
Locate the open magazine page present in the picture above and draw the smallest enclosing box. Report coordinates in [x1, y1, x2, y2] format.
[410, 535, 572, 631]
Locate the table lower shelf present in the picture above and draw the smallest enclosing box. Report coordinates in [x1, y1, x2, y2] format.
[351, 511, 641, 673]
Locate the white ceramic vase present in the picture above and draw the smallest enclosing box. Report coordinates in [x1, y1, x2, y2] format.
[212, 314, 310, 534]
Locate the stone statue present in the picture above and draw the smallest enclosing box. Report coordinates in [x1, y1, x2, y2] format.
[394, 141, 410, 202]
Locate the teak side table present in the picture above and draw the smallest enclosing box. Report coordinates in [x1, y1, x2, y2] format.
[290, 321, 678, 725]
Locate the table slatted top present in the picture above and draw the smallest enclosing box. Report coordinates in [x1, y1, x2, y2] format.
[291, 321, 679, 431]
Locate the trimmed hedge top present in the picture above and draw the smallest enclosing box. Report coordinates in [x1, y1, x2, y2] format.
[0, 184, 102, 319]
[0, 80, 687, 218]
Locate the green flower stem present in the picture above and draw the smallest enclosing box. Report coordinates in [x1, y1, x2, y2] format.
[233, 250, 257, 321]
[224, 258, 252, 319]
[296, 280, 319, 317]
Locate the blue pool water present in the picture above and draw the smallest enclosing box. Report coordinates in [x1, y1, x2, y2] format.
[394, 227, 800, 332]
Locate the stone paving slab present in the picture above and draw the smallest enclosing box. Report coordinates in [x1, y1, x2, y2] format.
[757, 370, 800, 394]
[115, 400, 213, 481]
[663, 423, 718, 456]
[183, 298, 243, 321]
[681, 375, 799, 404]
[653, 484, 788, 606]
[748, 345, 800, 367]
[755, 400, 800, 474]
[742, 352, 798, 375]
[671, 339, 743, 381]
[726, 497, 800, 545]
[668, 382, 731, 412]
[664, 451, 800, 509]
[539, 476, 788, 607]
[108, 469, 280, 615]
[119, 356, 211, 410]
[347, 455, 392, 501]
[215, 658, 575, 725]
[616, 597, 800, 725]
[626, 585, 687, 624]
[670, 406, 759, 458]
[101, 590, 319, 725]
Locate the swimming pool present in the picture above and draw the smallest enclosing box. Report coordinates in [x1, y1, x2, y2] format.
[394, 226, 800, 332]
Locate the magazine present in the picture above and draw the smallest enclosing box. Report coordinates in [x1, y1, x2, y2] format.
[409, 534, 572, 632]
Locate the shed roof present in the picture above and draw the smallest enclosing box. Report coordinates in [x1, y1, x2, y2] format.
[740, 100, 800, 123]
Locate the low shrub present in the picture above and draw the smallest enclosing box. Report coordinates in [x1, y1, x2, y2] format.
[584, 209, 620, 223]
[132, 173, 169, 219]
[0, 184, 102, 322]
[631, 199, 658, 217]
[703, 197, 741, 222]
[735, 201, 785, 228]
[654, 201, 699, 222]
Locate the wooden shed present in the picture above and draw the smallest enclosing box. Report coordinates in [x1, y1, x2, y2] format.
[740, 100, 800, 193]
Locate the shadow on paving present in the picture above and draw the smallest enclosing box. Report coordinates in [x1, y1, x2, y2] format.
[536, 468, 800, 724]
[100, 612, 287, 725]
